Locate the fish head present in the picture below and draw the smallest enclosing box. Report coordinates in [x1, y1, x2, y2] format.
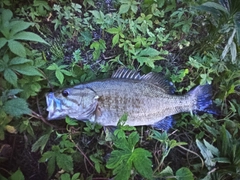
[46, 85, 98, 120]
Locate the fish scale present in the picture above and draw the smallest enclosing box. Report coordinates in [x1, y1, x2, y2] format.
[46, 68, 216, 131]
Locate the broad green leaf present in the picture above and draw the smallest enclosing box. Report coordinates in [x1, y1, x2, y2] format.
[119, 4, 130, 14]
[1, 9, 13, 24]
[4, 68, 17, 86]
[106, 27, 120, 34]
[8, 40, 26, 57]
[0, 37, 7, 49]
[3, 98, 31, 117]
[11, 64, 42, 76]
[132, 148, 153, 179]
[139, 47, 160, 57]
[56, 153, 73, 172]
[13, 31, 49, 45]
[113, 162, 131, 180]
[9, 57, 31, 65]
[176, 167, 194, 180]
[9, 21, 34, 36]
[9, 169, 24, 180]
[201, 2, 228, 13]
[32, 131, 52, 153]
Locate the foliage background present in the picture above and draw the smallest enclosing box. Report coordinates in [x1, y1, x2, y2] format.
[0, 0, 240, 179]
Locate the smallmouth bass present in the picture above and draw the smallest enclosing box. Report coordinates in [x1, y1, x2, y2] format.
[46, 68, 215, 131]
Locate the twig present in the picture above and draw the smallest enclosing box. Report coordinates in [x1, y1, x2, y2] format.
[177, 145, 205, 169]
[69, 136, 94, 171]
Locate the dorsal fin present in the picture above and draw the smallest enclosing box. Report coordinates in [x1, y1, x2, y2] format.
[111, 68, 141, 79]
[112, 68, 175, 94]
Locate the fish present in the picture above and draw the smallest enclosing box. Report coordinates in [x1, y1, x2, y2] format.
[45, 68, 215, 131]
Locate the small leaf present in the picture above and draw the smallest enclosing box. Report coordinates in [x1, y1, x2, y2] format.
[3, 98, 31, 117]
[9, 169, 24, 180]
[56, 70, 64, 84]
[32, 129, 52, 153]
[13, 31, 49, 45]
[5, 125, 17, 134]
[60, 173, 71, 180]
[4, 68, 18, 86]
[8, 40, 26, 57]
[0, 37, 7, 49]
[176, 167, 194, 180]
[65, 116, 78, 126]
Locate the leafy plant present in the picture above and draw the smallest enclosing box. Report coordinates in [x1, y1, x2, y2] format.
[0, 8, 48, 57]
[106, 131, 153, 180]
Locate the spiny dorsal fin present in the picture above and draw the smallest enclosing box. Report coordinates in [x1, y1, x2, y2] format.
[112, 68, 175, 94]
[111, 68, 141, 79]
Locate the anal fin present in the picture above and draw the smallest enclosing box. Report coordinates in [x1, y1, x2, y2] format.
[152, 116, 175, 131]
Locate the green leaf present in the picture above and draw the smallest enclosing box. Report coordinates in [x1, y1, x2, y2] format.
[39, 150, 56, 178]
[9, 169, 25, 180]
[11, 64, 42, 76]
[0, 37, 7, 49]
[47, 63, 58, 70]
[119, 4, 130, 14]
[65, 116, 78, 126]
[9, 57, 31, 65]
[56, 70, 64, 84]
[13, 31, 49, 45]
[72, 173, 80, 180]
[128, 131, 139, 149]
[9, 21, 34, 36]
[8, 40, 26, 57]
[6, 89, 23, 96]
[158, 166, 174, 177]
[60, 173, 71, 180]
[3, 98, 31, 117]
[132, 148, 153, 179]
[1, 9, 13, 24]
[113, 162, 131, 180]
[139, 47, 160, 57]
[4, 68, 17, 86]
[32, 130, 52, 153]
[176, 167, 194, 180]
[56, 153, 73, 172]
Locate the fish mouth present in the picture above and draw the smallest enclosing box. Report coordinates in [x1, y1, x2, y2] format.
[46, 93, 64, 120]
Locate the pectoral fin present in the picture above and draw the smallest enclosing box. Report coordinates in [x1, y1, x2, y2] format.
[152, 116, 175, 131]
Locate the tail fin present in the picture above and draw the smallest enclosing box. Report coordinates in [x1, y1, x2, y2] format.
[188, 85, 217, 115]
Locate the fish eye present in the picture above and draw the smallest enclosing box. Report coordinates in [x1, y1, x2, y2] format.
[62, 90, 69, 97]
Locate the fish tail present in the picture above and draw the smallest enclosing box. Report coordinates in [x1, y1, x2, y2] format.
[188, 84, 217, 114]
